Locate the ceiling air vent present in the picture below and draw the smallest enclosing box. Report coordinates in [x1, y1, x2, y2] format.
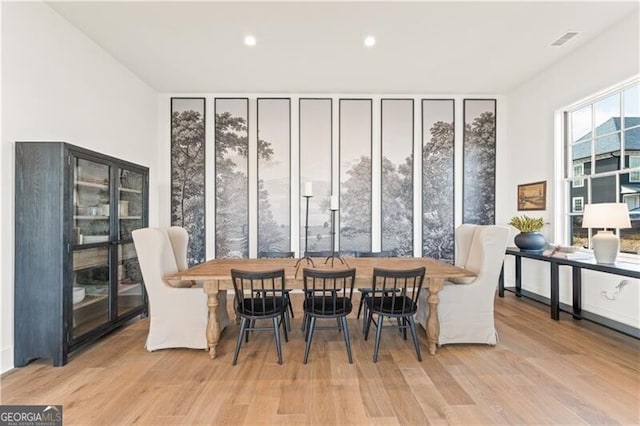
[552, 31, 580, 46]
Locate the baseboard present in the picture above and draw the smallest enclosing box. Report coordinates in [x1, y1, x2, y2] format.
[503, 287, 640, 339]
[0, 345, 14, 375]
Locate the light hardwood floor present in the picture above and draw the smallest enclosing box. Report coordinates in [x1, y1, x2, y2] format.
[1, 293, 639, 425]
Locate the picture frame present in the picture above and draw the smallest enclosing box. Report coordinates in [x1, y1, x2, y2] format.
[517, 181, 547, 211]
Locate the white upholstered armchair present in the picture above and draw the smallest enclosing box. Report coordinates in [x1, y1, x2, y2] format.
[416, 224, 510, 346]
[132, 227, 213, 351]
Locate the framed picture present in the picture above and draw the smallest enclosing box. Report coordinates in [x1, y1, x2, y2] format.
[518, 181, 547, 211]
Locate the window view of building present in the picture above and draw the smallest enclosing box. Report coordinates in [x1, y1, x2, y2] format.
[567, 82, 640, 253]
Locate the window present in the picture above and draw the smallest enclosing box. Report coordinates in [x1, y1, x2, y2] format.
[629, 155, 640, 182]
[572, 197, 584, 213]
[565, 80, 640, 253]
[572, 163, 584, 187]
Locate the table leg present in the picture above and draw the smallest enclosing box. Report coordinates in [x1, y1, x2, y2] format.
[572, 266, 582, 320]
[426, 277, 444, 355]
[550, 262, 560, 321]
[205, 280, 222, 359]
[515, 256, 522, 297]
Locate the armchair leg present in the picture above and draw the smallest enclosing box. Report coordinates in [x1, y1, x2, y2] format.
[273, 317, 283, 365]
[287, 294, 295, 319]
[233, 317, 248, 365]
[373, 315, 384, 363]
[281, 313, 289, 342]
[303, 317, 317, 364]
[341, 316, 353, 363]
[364, 310, 373, 341]
[356, 292, 365, 319]
[407, 316, 422, 362]
[361, 300, 369, 335]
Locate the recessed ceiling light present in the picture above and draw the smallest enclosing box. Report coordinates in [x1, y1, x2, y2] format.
[364, 35, 376, 47]
[244, 35, 256, 47]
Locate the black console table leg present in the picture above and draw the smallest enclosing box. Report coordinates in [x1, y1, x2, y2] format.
[498, 263, 505, 297]
[515, 257, 522, 297]
[572, 266, 582, 320]
[550, 262, 560, 320]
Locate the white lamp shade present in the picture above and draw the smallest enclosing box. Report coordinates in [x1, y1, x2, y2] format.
[582, 203, 631, 229]
[582, 203, 631, 264]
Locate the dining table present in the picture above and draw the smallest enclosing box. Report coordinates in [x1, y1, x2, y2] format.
[165, 256, 474, 358]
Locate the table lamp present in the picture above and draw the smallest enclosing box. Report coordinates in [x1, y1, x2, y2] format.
[582, 203, 631, 264]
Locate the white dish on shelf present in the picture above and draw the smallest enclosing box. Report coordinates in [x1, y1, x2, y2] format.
[73, 287, 86, 304]
[83, 235, 109, 244]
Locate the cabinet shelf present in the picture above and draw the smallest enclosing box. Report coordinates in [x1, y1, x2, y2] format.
[75, 180, 108, 189]
[74, 215, 109, 220]
[73, 294, 108, 310]
[74, 215, 141, 220]
[119, 187, 142, 194]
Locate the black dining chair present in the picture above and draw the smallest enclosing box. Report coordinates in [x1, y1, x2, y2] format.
[257, 251, 295, 330]
[304, 250, 334, 258]
[302, 268, 357, 364]
[364, 267, 425, 363]
[354, 251, 396, 331]
[230, 269, 288, 365]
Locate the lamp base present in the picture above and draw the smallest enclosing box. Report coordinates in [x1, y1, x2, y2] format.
[592, 230, 620, 264]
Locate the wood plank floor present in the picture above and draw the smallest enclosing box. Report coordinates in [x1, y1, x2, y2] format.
[1, 293, 639, 425]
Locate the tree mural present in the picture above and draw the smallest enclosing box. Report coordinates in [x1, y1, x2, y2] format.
[423, 119, 455, 262]
[463, 105, 496, 225]
[215, 110, 280, 258]
[382, 156, 413, 256]
[340, 155, 372, 250]
[258, 179, 286, 252]
[171, 101, 205, 266]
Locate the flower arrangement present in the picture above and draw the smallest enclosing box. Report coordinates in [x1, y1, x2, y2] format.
[508, 215, 544, 233]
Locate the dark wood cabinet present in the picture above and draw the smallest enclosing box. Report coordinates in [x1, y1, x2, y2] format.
[14, 142, 149, 366]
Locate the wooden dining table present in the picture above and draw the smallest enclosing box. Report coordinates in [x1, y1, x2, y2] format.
[166, 256, 474, 358]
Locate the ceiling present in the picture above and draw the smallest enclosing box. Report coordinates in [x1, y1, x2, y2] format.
[47, 1, 639, 95]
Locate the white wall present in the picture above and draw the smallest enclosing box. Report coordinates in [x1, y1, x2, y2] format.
[1, 2, 159, 373]
[504, 12, 640, 327]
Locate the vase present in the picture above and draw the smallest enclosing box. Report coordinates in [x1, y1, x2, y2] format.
[514, 232, 546, 252]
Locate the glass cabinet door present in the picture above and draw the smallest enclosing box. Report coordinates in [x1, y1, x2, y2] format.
[118, 168, 144, 241]
[72, 246, 110, 338]
[73, 158, 111, 245]
[117, 243, 144, 317]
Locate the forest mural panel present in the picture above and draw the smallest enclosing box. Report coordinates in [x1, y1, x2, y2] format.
[381, 99, 414, 256]
[257, 98, 291, 254]
[215, 98, 249, 258]
[463, 99, 496, 225]
[339, 99, 372, 253]
[299, 99, 332, 253]
[422, 99, 455, 262]
[170, 97, 205, 265]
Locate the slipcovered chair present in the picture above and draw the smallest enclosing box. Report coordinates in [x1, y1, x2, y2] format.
[132, 227, 211, 351]
[415, 224, 509, 346]
[166, 226, 230, 331]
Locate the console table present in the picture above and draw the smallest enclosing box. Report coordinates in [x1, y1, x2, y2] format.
[499, 248, 640, 332]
